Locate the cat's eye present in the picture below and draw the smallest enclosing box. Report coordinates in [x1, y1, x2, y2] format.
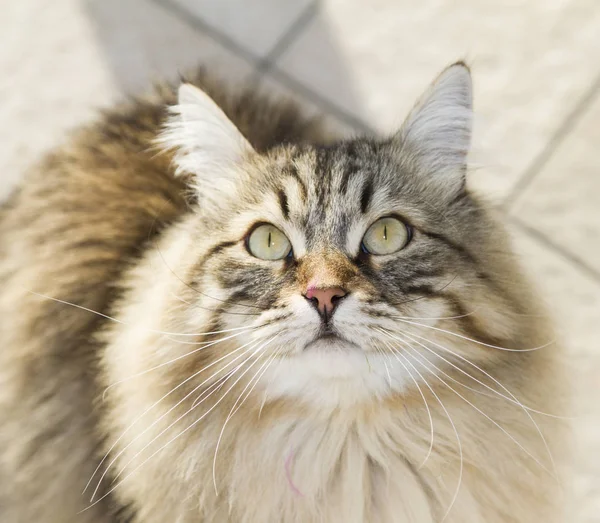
[361, 217, 411, 255]
[247, 224, 292, 260]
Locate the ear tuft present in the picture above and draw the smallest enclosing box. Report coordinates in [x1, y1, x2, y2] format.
[395, 62, 473, 191]
[157, 83, 254, 200]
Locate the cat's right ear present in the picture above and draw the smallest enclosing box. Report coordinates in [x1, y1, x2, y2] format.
[158, 83, 255, 206]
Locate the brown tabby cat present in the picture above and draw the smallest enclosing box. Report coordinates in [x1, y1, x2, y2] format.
[0, 63, 565, 522]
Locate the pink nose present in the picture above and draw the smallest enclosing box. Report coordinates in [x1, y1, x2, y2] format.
[304, 286, 347, 317]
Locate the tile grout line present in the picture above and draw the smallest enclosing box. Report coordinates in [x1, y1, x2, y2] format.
[503, 71, 600, 209]
[150, 0, 372, 134]
[149, 0, 263, 67]
[510, 216, 600, 283]
[257, 1, 320, 74]
[260, 67, 374, 134]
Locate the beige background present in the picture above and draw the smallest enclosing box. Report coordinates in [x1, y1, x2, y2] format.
[1, 0, 599, 519]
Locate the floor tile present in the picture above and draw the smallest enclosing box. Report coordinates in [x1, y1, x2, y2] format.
[257, 69, 362, 141]
[83, 0, 255, 94]
[0, 0, 255, 202]
[510, 225, 600, 522]
[511, 223, 600, 362]
[169, 0, 314, 58]
[510, 92, 600, 275]
[0, 0, 118, 201]
[275, 0, 600, 199]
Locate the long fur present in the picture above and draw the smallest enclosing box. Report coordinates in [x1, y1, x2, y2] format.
[0, 64, 567, 522]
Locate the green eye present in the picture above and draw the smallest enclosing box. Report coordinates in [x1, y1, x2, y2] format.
[247, 224, 292, 260]
[361, 217, 410, 255]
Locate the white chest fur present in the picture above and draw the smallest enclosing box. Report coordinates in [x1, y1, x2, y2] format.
[207, 411, 483, 523]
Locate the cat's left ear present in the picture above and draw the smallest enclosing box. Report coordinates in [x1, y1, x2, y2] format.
[158, 83, 255, 203]
[393, 62, 472, 193]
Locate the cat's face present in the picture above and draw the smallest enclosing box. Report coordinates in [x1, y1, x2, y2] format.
[161, 64, 521, 406]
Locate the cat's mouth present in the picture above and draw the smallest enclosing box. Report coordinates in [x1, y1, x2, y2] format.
[304, 329, 357, 351]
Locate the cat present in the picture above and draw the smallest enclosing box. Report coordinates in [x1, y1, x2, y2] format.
[0, 62, 566, 522]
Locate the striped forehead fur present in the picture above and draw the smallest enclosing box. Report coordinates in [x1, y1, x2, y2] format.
[158, 63, 472, 220]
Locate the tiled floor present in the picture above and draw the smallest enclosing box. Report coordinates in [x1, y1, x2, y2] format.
[2, 0, 599, 519]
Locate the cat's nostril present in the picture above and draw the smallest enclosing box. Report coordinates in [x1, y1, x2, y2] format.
[330, 292, 345, 305]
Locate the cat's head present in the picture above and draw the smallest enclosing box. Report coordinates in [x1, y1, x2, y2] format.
[158, 63, 530, 408]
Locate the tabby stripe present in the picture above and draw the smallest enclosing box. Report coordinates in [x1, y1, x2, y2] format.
[401, 284, 438, 296]
[446, 189, 468, 208]
[421, 229, 479, 267]
[190, 239, 239, 287]
[360, 179, 373, 214]
[420, 229, 502, 290]
[407, 266, 445, 279]
[227, 288, 278, 311]
[421, 228, 525, 314]
[206, 240, 238, 258]
[338, 142, 361, 194]
[277, 189, 290, 220]
[442, 292, 511, 349]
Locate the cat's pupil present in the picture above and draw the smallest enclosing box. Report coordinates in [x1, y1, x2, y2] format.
[383, 225, 387, 241]
[267, 231, 272, 248]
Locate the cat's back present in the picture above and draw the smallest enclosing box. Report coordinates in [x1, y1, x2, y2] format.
[0, 70, 324, 522]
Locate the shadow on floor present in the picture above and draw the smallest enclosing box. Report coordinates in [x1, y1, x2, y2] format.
[82, 0, 365, 130]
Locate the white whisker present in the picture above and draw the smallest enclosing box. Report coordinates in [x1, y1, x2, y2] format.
[96, 342, 260, 502]
[29, 290, 264, 337]
[406, 345, 553, 477]
[379, 338, 434, 469]
[382, 338, 463, 522]
[394, 316, 553, 352]
[383, 360, 392, 390]
[169, 290, 195, 306]
[101, 329, 258, 399]
[108, 338, 274, 486]
[82, 340, 259, 500]
[79, 336, 277, 514]
[388, 308, 480, 321]
[394, 329, 566, 419]
[391, 328, 559, 477]
[212, 346, 283, 495]
[190, 370, 234, 409]
[373, 345, 393, 390]
[154, 237, 265, 312]
[258, 353, 285, 419]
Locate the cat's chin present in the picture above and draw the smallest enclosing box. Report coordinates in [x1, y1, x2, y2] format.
[260, 340, 413, 408]
[303, 333, 360, 352]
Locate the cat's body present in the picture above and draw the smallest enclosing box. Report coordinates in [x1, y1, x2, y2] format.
[0, 65, 565, 522]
